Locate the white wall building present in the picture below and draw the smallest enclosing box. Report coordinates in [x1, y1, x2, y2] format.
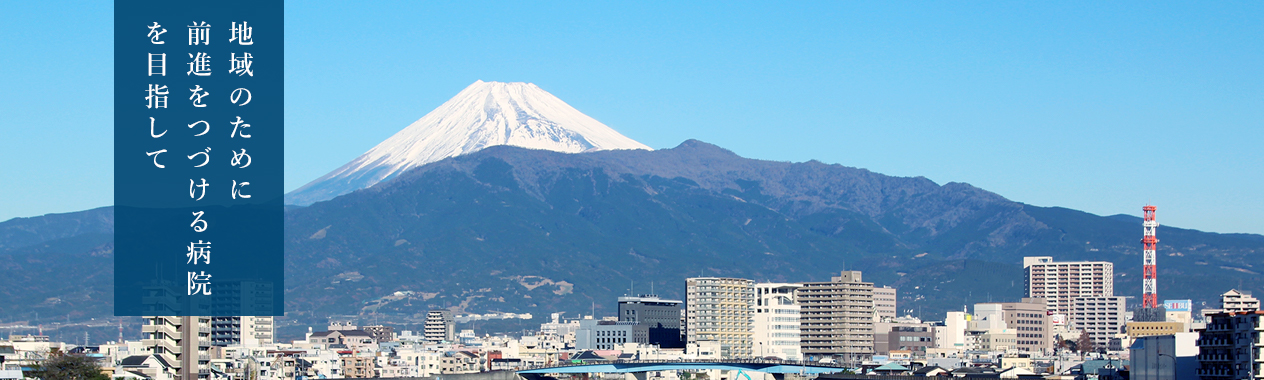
[752, 283, 802, 360]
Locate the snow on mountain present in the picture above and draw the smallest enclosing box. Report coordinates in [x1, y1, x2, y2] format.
[285, 80, 652, 206]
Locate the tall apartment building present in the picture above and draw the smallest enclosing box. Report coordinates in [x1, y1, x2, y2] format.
[210, 316, 275, 347]
[424, 310, 456, 343]
[1196, 311, 1264, 379]
[752, 283, 802, 360]
[1023, 256, 1114, 315]
[686, 277, 755, 358]
[974, 298, 1052, 354]
[797, 271, 874, 361]
[1221, 289, 1260, 312]
[618, 295, 684, 348]
[1069, 296, 1126, 352]
[143, 316, 211, 380]
[874, 286, 897, 321]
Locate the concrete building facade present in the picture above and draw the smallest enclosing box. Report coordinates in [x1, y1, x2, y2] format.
[797, 271, 874, 361]
[1023, 256, 1114, 315]
[1069, 296, 1126, 352]
[1196, 311, 1264, 379]
[618, 295, 684, 348]
[425, 310, 456, 343]
[575, 318, 649, 350]
[873, 286, 897, 322]
[143, 316, 211, 380]
[685, 277, 754, 358]
[1221, 289, 1260, 313]
[752, 283, 802, 360]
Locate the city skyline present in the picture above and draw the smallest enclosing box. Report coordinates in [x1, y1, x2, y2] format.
[0, 1, 1261, 235]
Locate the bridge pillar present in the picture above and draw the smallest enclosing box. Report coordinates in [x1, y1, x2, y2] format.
[624, 372, 648, 380]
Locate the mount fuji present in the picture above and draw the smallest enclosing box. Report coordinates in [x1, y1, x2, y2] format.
[285, 80, 651, 206]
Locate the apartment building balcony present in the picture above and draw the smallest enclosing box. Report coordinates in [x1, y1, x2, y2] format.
[1196, 368, 1234, 377]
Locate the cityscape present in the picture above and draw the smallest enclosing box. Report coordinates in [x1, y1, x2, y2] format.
[3, 244, 1262, 380]
[4, 2, 1262, 380]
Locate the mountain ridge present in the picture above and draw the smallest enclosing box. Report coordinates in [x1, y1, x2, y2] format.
[285, 81, 651, 206]
[4, 141, 1263, 341]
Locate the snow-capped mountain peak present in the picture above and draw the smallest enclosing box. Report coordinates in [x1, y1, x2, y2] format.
[285, 80, 651, 206]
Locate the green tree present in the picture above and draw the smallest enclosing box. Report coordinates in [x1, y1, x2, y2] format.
[28, 353, 110, 380]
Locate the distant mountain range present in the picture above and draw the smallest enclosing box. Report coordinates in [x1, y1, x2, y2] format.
[4, 141, 1261, 335]
[4, 81, 1261, 342]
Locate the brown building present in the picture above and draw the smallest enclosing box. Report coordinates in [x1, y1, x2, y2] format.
[797, 271, 874, 360]
[340, 356, 375, 378]
[361, 325, 395, 342]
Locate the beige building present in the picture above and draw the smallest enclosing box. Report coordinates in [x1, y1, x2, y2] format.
[1125, 321, 1185, 338]
[1023, 256, 1114, 315]
[686, 277, 755, 358]
[973, 298, 1053, 354]
[797, 271, 874, 360]
[874, 286, 897, 321]
[1220, 289, 1260, 312]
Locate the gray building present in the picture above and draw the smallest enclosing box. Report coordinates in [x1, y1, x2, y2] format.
[1129, 333, 1198, 380]
[874, 317, 934, 355]
[575, 318, 649, 350]
[425, 310, 456, 343]
[1196, 311, 1263, 379]
[618, 295, 684, 348]
[1070, 296, 1125, 352]
[797, 271, 874, 361]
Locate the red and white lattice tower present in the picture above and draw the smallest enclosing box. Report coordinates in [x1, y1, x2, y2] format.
[1142, 205, 1159, 308]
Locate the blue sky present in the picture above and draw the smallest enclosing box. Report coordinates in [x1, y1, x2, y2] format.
[1, 1, 1261, 234]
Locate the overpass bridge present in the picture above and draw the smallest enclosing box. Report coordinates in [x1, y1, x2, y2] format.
[517, 359, 852, 380]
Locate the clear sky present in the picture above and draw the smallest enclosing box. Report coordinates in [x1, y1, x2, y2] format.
[1, 1, 1261, 234]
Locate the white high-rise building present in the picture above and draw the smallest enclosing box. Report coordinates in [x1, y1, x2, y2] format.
[752, 283, 802, 360]
[1023, 256, 1114, 315]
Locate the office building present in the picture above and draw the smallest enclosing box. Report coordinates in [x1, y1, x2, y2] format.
[575, 317, 649, 350]
[686, 277, 754, 358]
[752, 283, 802, 359]
[797, 271, 874, 360]
[618, 295, 684, 348]
[874, 316, 934, 355]
[1023, 256, 1113, 315]
[1069, 296, 1126, 352]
